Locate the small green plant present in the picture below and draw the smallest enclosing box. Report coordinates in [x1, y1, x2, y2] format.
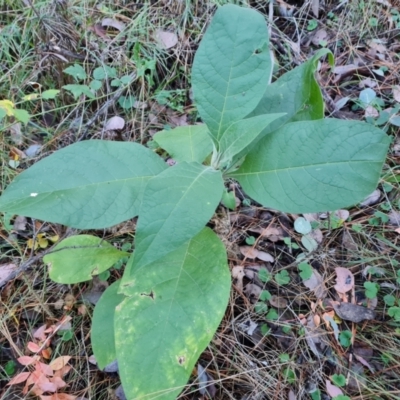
[0, 5, 390, 399]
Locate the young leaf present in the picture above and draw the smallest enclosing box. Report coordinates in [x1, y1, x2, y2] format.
[91, 280, 124, 369]
[154, 125, 213, 163]
[121, 162, 224, 293]
[233, 49, 334, 161]
[217, 113, 285, 166]
[115, 228, 230, 400]
[0, 141, 167, 228]
[230, 119, 390, 213]
[43, 235, 129, 283]
[192, 4, 271, 143]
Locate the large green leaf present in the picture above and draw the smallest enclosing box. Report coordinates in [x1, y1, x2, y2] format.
[43, 235, 128, 283]
[153, 125, 213, 163]
[230, 119, 390, 213]
[232, 49, 333, 163]
[0, 141, 167, 229]
[217, 113, 285, 166]
[121, 162, 224, 293]
[115, 228, 230, 400]
[192, 4, 271, 143]
[91, 280, 124, 369]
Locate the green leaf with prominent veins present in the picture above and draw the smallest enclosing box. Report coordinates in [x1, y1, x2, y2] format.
[230, 119, 390, 213]
[91, 280, 124, 369]
[121, 162, 224, 293]
[218, 113, 285, 166]
[43, 235, 128, 283]
[233, 49, 333, 162]
[0, 141, 167, 229]
[115, 228, 230, 400]
[154, 125, 213, 163]
[192, 4, 271, 143]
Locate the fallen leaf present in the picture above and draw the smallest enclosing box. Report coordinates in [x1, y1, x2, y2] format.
[37, 361, 54, 376]
[104, 116, 125, 131]
[311, 0, 319, 18]
[0, 263, 18, 286]
[197, 363, 216, 397]
[269, 295, 287, 308]
[365, 105, 379, 118]
[25, 144, 42, 157]
[394, 85, 400, 103]
[155, 30, 178, 49]
[248, 225, 284, 242]
[13, 215, 27, 231]
[326, 380, 343, 397]
[17, 356, 36, 366]
[115, 385, 127, 400]
[49, 356, 71, 371]
[101, 18, 126, 32]
[389, 210, 400, 226]
[231, 266, 245, 291]
[256, 250, 274, 262]
[333, 302, 375, 323]
[88, 355, 97, 365]
[360, 189, 381, 207]
[335, 210, 350, 221]
[303, 269, 327, 299]
[28, 341, 41, 353]
[312, 29, 327, 46]
[104, 359, 119, 373]
[38, 381, 57, 393]
[240, 246, 258, 259]
[7, 371, 31, 385]
[244, 283, 262, 301]
[334, 267, 354, 293]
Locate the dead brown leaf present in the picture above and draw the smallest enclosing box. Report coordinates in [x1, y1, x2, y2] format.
[333, 302, 375, 323]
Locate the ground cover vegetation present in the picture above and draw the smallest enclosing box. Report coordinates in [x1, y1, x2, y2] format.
[1, 1, 400, 400]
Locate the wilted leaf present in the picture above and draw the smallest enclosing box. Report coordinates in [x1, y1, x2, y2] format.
[334, 267, 354, 293]
[104, 116, 125, 131]
[155, 30, 178, 49]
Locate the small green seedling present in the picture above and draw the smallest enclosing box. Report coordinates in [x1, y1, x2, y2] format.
[0, 5, 390, 399]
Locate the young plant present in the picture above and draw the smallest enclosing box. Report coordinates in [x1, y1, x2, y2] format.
[0, 5, 390, 399]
